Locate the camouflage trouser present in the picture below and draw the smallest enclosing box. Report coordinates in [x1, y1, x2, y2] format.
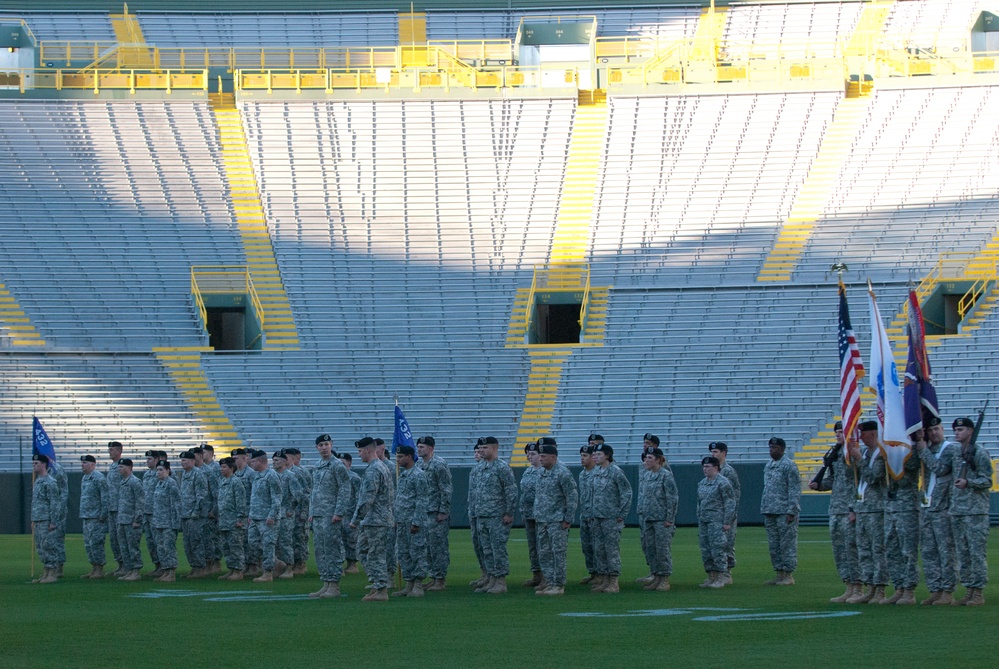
[385, 522, 398, 575]
[117, 523, 143, 570]
[396, 523, 428, 582]
[592, 518, 624, 576]
[698, 519, 727, 573]
[829, 513, 859, 583]
[764, 514, 798, 573]
[82, 518, 108, 566]
[108, 511, 122, 564]
[341, 522, 358, 562]
[884, 510, 920, 589]
[469, 516, 485, 570]
[725, 519, 738, 570]
[537, 521, 569, 587]
[248, 519, 278, 571]
[357, 525, 391, 589]
[920, 510, 956, 592]
[425, 513, 451, 579]
[524, 519, 540, 572]
[182, 518, 207, 568]
[34, 522, 59, 568]
[241, 526, 253, 567]
[203, 515, 221, 561]
[476, 516, 512, 577]
[220, 527, 245, 571]
[579, 517, 595, 574]
[55, 517, 67, 565]
[642, 519, 676, 576]
[143, 515, 160, 566]
[313, 516, 345, 582]
[856, 512, 887, 585]
[293, 512, 309, 565]
[154, 527, 179, 569]
[952, 514, 989, 589]
[276, 515, 295, 566]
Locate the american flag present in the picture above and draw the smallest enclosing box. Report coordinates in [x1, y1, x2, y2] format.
[838, 280, 865, 439]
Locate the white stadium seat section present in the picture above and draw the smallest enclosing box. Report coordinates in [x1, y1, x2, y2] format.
[723, 1, 864, 59]
[20, 12, 116, 42]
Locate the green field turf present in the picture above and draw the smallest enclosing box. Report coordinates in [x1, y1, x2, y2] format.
[1, 526, 996, 668]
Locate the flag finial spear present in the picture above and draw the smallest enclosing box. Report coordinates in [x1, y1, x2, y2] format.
[393, 393, 399, 406]
[830, 262, 847, 277]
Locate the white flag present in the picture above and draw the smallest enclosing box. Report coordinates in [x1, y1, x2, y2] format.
[867, 284, 912, 479]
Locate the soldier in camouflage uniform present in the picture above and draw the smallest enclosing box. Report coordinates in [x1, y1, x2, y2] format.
[577, 443, 597, 586]
[697, 456, 736, 588]
[351, 436, 394, 601]
[808, 421, 861, 603]
[947, 416, 992, 606]
[392, 445, 430, 597]
[48, 458, 69, 578]
[309, 434, 352, 599]
[340, 453, 361, 573]
[589, 443, 632, 593]
[216, 457, 247, 581]
[519, 442, 543, 587]
[913, 416, 957, 604]
[882, 429, 922, 605]
[105, 441, 124, 576]
[470, 436, 518, 594]
[233, 448, 258, 576]
[272, 450, 302, 578]
[247, 449, 283, 582]
[710, 442, 740, 585]
[635, 433, 661, 585]
[467, 442, 486, 586]
[151, 460, 181, 582]
[285, 447, 312, 575]
[375, 438, 397, 577]
[638, 448, 678, 592]
[761, 437, 800, 586]
[31, 454, 61, 584]
[533, 438, 578, 596]
[847, 421, 888, 603]
[116, 459, 145, 581]
[199, 445, 223, 576]
[179, 451, 210, 578]
[417, 436, 452, 591]
[79, 454, 109, 579]
[141, 450, 163, 577]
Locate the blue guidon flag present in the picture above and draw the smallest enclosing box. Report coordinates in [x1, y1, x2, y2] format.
[903, 288, 939, 435]
[33, 416, 57, 462]
[392, 402, 415, 456]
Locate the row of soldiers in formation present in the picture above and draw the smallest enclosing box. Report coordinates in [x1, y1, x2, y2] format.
[29, 420, 990, 603]
[809, 415, 992, 606]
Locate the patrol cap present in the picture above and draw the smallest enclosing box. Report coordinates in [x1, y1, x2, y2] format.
[33, 453, 50, 464]
[108, 441, 123, 449]
[285, 447, 301, 456]
[119, 458, 134, 468]
[250, 449, 268, 460]
[925, 416, 942, 427]
[272, 450, 287, 460]
[643, 433, 660, 446]
[539, 443, 558, 456]
[180, 451, 195, 460]
[80, 454, 97, 463]
[156, 460, 171, 469]
[833, 421, 843, 431]
[594, 443, 613, 458]
[708, 441, 728, 452]
[144, 450, 158, 458]
[316, 434, 332, 444]
[588, 433, 604, 443]
[859, 420, 878, 432]
[219, 457, 235, 468]
[397, 445, 416, 458]
[538, 437, 557, 447]
[417, 436, 436, 447]
[524, 442, 539, 453]
[953, 417, 975, 429]
[702, 456, 720, 468]
[768, 437, 786, 448]
[355, 437, 375, 449]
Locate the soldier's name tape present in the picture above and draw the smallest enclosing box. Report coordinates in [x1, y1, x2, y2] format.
[561, 607, 861, 621]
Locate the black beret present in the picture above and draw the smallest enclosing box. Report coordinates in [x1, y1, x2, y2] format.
[702, 456, 720, 467]
[201, 443, 214, 452]
[643, 433, 660, 446]
[768, 437, 786, 448]
[316, 434, 332, 444]
[191, 446, 203, 455]
[588, 433, 604, 443]
[539, 443, 558, 456]
[355, 437, 375, 449]
[833, 421, 843, 431]
[231, 448, 246, 456]
[119, 458, 134, 467]
[374, 438, 385, 446]
[925, 415, 942, 427]
[108, 441, 123, 448]
[80, 455, 97, 463]
[397, 445, 416, 458]
[285, 447, 301, 456]
[859, 420, 879, 432]
[339, 453, 352, 462]
[953, 417, 975, 429]
[272, 450, 287, 460]
[594, 443, 613, 457]
[538, 437, 557, 447]
[579, 445, 594, 454]
[708, 441, 728, 452]
[524, 442, 539, 453]
[156, 460, 170, 469]
[144, 450, 158, 458]
[219, 457, 235, 468]
[180, 451, 195, 460]
[250, 450, 267, 460]
[647, 448, 665, 458]
[33, 453, 50, 464]
[417, 436, 436, 447]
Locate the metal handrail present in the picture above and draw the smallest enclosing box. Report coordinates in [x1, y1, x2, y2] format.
[958, 259, 997, 320]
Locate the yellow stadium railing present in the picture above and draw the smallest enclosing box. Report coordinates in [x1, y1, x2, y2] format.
[235, 65, 546, 93]
[1, 68, 208, 93]
[191, 266, 266, 329]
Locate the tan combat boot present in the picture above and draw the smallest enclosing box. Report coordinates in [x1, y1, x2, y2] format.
[409, 580, 426, 598]
[523, 571, 542, 587]
[896, 589, 916, 605]
[320, 582, 342, 599]
[121, 569, 141, 582]
[538, 585, 564, 596]
[91, 564, 105, 579]
[309, 582, 331, 599]
[699, 572, 718, 588]
[881, 588, 904, 604]
[765, 571, 784, 586]
[777, 571, 795, 586]
[469, 570, 488, 588]
[867, 585, 886, 604]
[344, 560, 359, 574]
[719, 571, 733, 586]
[590, 575, 608, 592]
[952, 589, 974, 606]
[965, 588, 985, 607]
[474, 575, 496, 593]
[830, 583, 854, 603]
[156, 568, 176, 583]
[486, 576, 507, 594]
[293, 562, 307, 576]
[636, 573, 656, 586]
[228, 570, 244, 581]
[706, 572, 725, 589]
[56, 564, 64, 578]
[80, 565, 97, 580]
[253, 570, 273, 583]
[579, 573, 595, 585]
[603, 576, 620, 593]
[392, 580, 414, 597]
[219, 569, 235, 581]
[643, 576, 662, 591]
[534, 577, 550, 592]
[362, 587, 389, 601]
[847, 585, 872, 604]
[427, 577, 446, 591]
[933, 591, 954, 606]
[112, 563, 127, 577]
[920, 591, 941, 605]
[654, 575, 671, 592]
[273, 560, 288, 578]
[37, 567, 57, 584]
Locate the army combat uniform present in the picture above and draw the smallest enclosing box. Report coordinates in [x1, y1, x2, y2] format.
[519, 464, 541, 575]
[79, 467, 110, 568]
[948, 441, 993, 600]
[638, 466, 678, 581]
[883, 451, 921, 599]
[473, 458, 518, 581]
[342, 467, 361, 564]
[577, 465, 596, 578]
[117, 474, 145, 572]
[854, 448, 888, 594]
[106, 459, 124, 568]
[418, 454, 452, 581]
[351, 459, 394, 591]
[697, 475, 736, 576]
[394, 465, 430, 585]
[719, 462, 741, 573]
[917, 439, 957, 598]
[152, 476, 182, 571]
[248, 468, 282, 573]
[310, 455, 353, 584]
[815, 447, 860, 587]
[533, 463, 578, 590]
[32, 471, 63, 571]
[217, 474, 247, 572]
[590, 463, 632, 581]
[761, 453, 800, 577]
[180, 466, 210, 572]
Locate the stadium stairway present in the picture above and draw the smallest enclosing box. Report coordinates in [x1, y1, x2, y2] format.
[688, 5, 727, 61]
[154, 347, 243, 449]
[0, 282, 45, 347]
[109, 8, 153, 69]
[510, 346, 575, 465]
[844, 0, 894, 59]
[209, 93, 300, 351]
[758, 95, 871, 282]
[398, 11, 426, 44]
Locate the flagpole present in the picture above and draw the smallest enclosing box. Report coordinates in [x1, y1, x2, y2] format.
[393, 393, 402, 591]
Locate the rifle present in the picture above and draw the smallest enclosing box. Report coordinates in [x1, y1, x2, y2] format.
[959, 399, 989, 480]
[810, 443, 843, 488]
